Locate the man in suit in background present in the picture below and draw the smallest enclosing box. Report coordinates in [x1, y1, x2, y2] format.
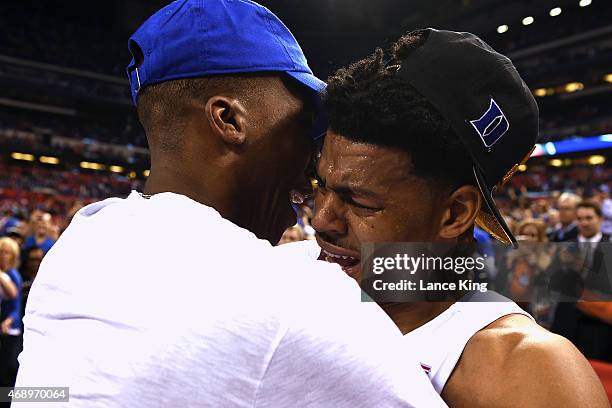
[549, 192, 581, 242]
[553, 201, 612, 363]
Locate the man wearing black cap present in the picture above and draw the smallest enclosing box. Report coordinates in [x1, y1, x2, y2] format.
[14, 2, 445, 407]
[312, 29, 609, 406]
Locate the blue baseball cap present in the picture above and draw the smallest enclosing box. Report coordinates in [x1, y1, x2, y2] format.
[126, 0, 326, 108]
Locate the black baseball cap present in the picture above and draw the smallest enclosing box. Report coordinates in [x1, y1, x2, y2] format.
[395, 28, 538, 248]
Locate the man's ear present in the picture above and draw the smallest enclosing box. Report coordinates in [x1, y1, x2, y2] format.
[438, 185, 482, 239]
[205, 96, 247, 146]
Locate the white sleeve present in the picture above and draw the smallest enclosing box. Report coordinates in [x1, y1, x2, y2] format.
[273, 239, 321, 260]
[255, 263, 446, 407]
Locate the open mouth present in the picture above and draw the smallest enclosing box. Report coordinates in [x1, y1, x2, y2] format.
[317, 239, 361, 279]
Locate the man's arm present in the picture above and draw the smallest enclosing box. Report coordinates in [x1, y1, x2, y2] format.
[255, 302, 446, 407]
[445, 315, 609, 408]
[255, 262, 446, 407]
[499, 332, 609, 407]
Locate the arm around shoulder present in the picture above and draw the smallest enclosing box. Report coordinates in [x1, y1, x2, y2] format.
[255, 267, 445, 407]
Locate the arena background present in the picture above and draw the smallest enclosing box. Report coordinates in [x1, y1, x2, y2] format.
[1, 0, 612, 402]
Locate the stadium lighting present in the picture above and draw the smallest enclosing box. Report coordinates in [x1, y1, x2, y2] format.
[518, 164, 527, 172]
[143, 170, 150, 177]
[549, 159, 563, 167]
[564, 82, 584, 92]
[80, 161, 106, 170]
[497, 25, 509, 34]
[522, 16, 534, 26]
[588, 155, 606, 165]
[109, 165, 124, 173]
[579, 0, 592, 7]
[604, 73, 612, 83]
[39, 156, 60, 165]
[549, 7, 562, 17]
[533, 88, 547, 97]
[544, 142, 557, 155]
[11, 152, 35, 161]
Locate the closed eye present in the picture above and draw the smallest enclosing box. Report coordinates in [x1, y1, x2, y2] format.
[314, 173, 381, 211]
[351, 202, 379, 211]
[344, 196, 381, 211]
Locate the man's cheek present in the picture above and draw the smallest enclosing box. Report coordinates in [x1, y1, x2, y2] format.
[349, 218, 380, 242]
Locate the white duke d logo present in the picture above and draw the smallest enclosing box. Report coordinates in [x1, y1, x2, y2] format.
[469, 98, 509, 148]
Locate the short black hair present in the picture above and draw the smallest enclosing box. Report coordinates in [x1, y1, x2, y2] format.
[322, 30, 474, 190]
[577, 201, 602, 218]
[136, 73, 310, 153]
[137, 77, 211, 152]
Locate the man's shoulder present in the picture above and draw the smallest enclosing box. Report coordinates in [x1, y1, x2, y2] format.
[551, 224, 579, 241]
[450, 314, 554, 382]
[466, 313, 550, 350]
[444, 314, 608, 407]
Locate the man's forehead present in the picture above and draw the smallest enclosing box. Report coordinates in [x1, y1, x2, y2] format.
[319, 133, 413, 185]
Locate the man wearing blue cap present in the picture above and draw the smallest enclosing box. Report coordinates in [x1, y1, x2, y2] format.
[14, 1, 444, 407]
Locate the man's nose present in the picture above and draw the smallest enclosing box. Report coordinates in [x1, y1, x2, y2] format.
[312, 190, 347, 237]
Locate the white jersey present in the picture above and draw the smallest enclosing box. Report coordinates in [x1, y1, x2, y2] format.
[403, 291, 532, 394]
[16, 191, 444, 407]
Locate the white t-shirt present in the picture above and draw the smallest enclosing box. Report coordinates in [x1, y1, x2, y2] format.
[16, 191, 444, 407]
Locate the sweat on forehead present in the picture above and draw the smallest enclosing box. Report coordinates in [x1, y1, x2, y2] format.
[318, 132, 423, 191]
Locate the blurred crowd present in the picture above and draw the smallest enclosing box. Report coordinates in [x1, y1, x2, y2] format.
[0, 207, 59, 391]
[497, 191, 612, 365]
[0, 112, 150, 169]
[0, 109, 146, 149]
[0, 162, 143, 202]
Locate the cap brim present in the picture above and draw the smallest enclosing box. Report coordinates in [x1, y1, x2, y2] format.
[286, 71, 327, 94]
[473, 166, 518, 249]
[286, 71, 328, 139]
